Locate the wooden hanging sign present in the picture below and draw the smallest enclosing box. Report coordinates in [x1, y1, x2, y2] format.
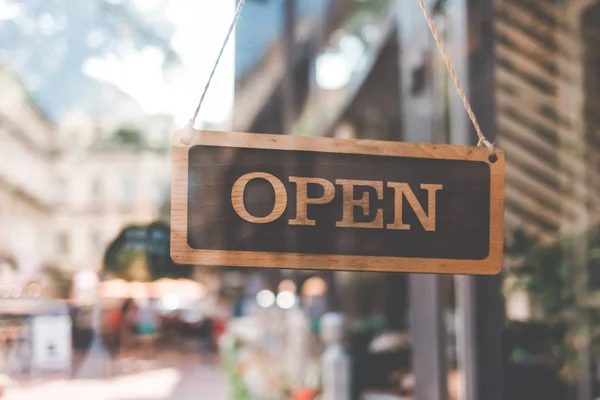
[171, 129, 505, 275]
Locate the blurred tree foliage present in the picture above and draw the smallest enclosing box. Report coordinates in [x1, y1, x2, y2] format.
[0, 0, 179, 120]
[506, 226, 600, 317]
[103, 221, 192, 281]
[112, 127, 145, 147]
[506, 226, 600, 382]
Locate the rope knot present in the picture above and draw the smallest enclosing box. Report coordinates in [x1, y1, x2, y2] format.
[477, 138, 494, 153]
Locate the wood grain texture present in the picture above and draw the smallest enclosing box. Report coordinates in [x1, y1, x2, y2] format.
[336, 179, 384, 229]
[387, 183, 443, 231]
[171, 128, 505, 275]
[231, 172, 287, 224]
[289, 176, 336, 226]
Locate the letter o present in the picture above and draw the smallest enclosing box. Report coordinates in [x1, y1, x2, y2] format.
[231, 172, 287, 223]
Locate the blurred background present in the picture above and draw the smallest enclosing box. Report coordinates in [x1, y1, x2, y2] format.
[0, 0, 598, 399]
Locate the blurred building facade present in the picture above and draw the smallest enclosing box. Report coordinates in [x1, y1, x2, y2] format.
[0, 65, 55, 274]
[497, 0, 597, 242]
[52, 111, 172, 272]
[0, 64, 171, 275]
[497, 0, 600, 318]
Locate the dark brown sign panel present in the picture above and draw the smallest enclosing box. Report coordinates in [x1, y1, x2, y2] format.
[171, 130, 505, 275]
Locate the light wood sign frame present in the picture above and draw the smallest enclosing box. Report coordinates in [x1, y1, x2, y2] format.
[171, 129, 505, 275]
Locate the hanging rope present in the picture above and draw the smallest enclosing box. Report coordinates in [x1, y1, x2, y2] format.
[181, 0, 247, 145]
[416, 0, 495, 155]
[180, 0, 495, 155]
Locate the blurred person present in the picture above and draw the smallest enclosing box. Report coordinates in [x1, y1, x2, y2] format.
[136, 299, 159, 359]
[2, 331, 20, 376]
[105, 304, 124, 360]
[0, 333, 11, 398]
[196, 317, 216, 355]
[5, 331, 21, 375]
[213, 297, 232, 341]
[119, 298, 138, 357]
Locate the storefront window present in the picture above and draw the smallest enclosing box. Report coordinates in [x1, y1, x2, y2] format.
[5, 0, 600, 399]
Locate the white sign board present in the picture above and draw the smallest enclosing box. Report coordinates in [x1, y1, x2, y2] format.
[31, 315, 72, 371]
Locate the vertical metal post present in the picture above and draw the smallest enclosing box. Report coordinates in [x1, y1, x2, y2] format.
[283, 0, 297, 133]
[409, 275, 448, 400]
[449, 0, 504, 399]
[562, 4, 590, 399]
[397, 1, 447, 399]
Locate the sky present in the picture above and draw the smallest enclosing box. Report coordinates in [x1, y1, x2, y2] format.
[0, 0, 237, 127]
[0, 0, 339, 128]
[83, 0, 236, 128]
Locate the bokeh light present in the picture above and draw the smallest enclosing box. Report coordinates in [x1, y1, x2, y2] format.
[276, 291, 295, 309]
[256, 289, 275, 308]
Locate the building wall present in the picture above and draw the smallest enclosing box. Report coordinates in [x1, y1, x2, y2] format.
[0, 66, 53, 273]
[0, 64, 172, 276]
[58, 109, 173, 151]
[45, 87, 175, 273]
[51, 142, 171, 272]
[0, 183, 52, 268]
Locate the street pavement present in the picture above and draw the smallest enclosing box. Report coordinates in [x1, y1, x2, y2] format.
[4, 352, 228, 400]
